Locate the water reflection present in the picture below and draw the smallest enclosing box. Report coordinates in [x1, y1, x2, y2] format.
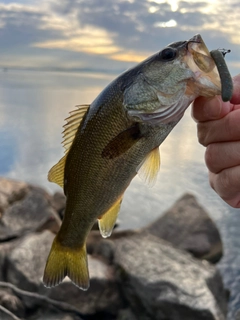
[0, 70, 239, 318]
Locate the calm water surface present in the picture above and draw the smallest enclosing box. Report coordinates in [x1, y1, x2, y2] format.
[0, 70, 240, 318]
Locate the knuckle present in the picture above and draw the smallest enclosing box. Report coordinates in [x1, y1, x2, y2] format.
[205, 144, 218, 172]
[197, 123, 208, 146]
[208, 172, 216, 190]
[217, 169, 232, 195]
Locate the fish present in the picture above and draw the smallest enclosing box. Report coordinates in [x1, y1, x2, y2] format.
[43, 34, 231, 290]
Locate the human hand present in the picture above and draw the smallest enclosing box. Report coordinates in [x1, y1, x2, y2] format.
[192, 74, 240, 208]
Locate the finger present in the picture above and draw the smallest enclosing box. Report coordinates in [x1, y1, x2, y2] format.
[209, 167, 240, 208]
[192, 96, 232, 122]
[231, 76, 240, 105]
[205, 141, 240, 173]
[197, 109, 240, 146]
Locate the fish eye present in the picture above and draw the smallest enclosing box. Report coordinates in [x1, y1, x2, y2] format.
[159, 48, 177, 61]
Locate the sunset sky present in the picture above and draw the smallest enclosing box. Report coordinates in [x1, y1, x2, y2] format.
[0, 0, 239, 74]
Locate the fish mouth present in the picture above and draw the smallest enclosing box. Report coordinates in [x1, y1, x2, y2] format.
[127, 34, 222, 125]
[185, 34, 221, 97]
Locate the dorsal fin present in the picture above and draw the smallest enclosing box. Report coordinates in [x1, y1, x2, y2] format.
[62, 105, 90, 154]
[137, 147, 160, 187]
[48, 104, 90, 187]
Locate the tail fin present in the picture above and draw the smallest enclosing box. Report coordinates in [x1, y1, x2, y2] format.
[43, 237, 89, 290]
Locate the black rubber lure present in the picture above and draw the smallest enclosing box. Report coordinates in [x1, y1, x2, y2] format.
[210, 49, 233, 102]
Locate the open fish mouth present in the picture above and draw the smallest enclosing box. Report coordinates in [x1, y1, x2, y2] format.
[127, 34, 232, 125]
[185, 34, 222, 98]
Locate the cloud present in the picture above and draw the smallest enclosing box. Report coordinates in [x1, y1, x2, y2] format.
[0, 0, 239, 72]
[33, 26, 121, 55]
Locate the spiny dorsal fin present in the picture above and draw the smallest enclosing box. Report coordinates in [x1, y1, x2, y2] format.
[137, 147, 160, 187]
[62, 104, 90, 154]
[48, 104, 90, 188]
[98, 196, 123, 238]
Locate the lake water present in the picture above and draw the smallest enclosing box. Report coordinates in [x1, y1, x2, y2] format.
[0, 69, 240, 318]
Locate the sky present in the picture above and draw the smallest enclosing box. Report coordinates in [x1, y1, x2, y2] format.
[0, 0, 240, 74]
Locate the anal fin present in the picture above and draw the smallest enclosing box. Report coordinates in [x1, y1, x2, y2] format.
[98, 197, 123, 238]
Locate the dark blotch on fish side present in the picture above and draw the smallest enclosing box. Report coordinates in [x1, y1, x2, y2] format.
[102, 123, 143, 159]
[210, 49, 233, 102]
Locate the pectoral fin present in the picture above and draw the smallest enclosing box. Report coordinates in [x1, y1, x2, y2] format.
[102, 123, 142, 159]
[137, 147, 160, 187]
[98, 197, 123, 238]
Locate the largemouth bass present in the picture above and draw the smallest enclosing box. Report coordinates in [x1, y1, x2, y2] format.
[43, 34, 231, 290]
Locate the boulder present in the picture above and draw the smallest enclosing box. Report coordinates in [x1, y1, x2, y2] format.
[6, 230, 124, 317]
[113, 232, 228, 320]
[0, 187, 61, 241]
[116, 308, 138, 320]
[0, 288, 25, 318]
[0, 177, 28, 216]
[6, 230, 55, 292]
[30, 314, 83, 320]
[51, 191, 66, 219]
[144, 193, 223, 262]
[0, 238, 22, 281]
[235, 310, 240, 320]
[47, 256, 124, 317]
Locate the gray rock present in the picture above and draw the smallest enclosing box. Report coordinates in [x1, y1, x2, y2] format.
[0, 177, 28, 214]
[144, 193, 223, 262]
[0, 238, 22, 281]
[235, 310, 240, 320]
[116, 308, 138, 320]
[0, 307, 18, 320]
[6, 230, 123, 316]
[0, 288, 25, 318]
[28, 311, 83, 320]
[47, 255, 124, 316]
[51, 191, 66, 219]
[0, 187, 61, 241]
[114, 232, 228, 320]
[87, 230, 137, 263]
[6, 230, 55, 292]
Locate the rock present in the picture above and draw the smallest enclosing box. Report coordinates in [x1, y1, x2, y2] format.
[0, 238, 22, 281]
[0, 288, 25, 318]
[87, 230, 137, 263]
[0, 307, 17, 320]
[0, 177, 28, 215]
[28, 310, 83, 320]
[6, 230, 55, 292]
[144, 193, 223, 262]
[35, 315, 82, 320]
[51, 192, 66, 219]
[235, 310, 240, 320]
[6, 230, 124, 317]
[47, 256, 124, 317]
[0, 187, 61, 241]
[114, 232, 228, 320]
[116, 308, 138, 320]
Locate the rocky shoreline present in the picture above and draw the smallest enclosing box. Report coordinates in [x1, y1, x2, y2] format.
[0, 177, 230, 319]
